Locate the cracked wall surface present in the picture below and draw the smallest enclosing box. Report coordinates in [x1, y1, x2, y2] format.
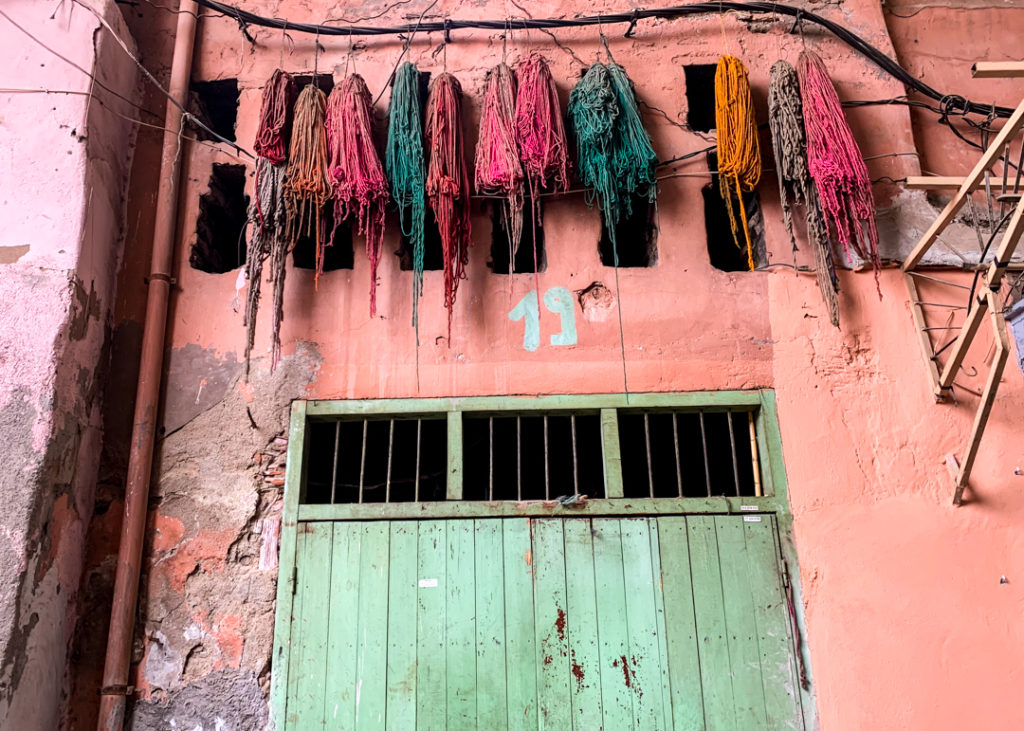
[64, 0, 1024, 729]
[0, 1, 139, 728]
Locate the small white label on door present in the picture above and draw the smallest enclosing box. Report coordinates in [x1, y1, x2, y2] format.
[740, 505, 759, 511]
[743, 516, 762, 522]
[418, 578, 438, 588]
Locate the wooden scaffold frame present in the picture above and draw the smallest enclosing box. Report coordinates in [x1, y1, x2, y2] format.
[902, 61, 1024, 504]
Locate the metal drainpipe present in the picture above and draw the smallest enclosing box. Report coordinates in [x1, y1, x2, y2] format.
[97, 2, 199, 729]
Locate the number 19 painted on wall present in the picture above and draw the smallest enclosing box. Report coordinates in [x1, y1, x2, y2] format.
[508, 287, 577, 352]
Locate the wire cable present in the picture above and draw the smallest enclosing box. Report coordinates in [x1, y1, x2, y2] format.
[190, 0, 1013, 119]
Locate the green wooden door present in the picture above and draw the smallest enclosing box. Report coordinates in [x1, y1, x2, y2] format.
[285, 516, 804, 730]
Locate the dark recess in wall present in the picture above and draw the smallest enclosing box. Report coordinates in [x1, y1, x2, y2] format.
[188, 78, 239, 142]
[618, 410, 757, 498]
[490, 200, 545, 274]
[704, 152, 767, 272]
[599, 194, 658, 267]
[191, 163, 248, 273]
[292, 210, 354, 271]
[684, 64, 718, 133]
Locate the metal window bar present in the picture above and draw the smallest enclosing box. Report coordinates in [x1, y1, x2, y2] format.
[385, 419, 394, 503]
[543, 415, 550, 500]
[516, 416, 522, 502]
[644, 413, 655, 498]
[699, 410, 712, 497]
[571, 414, 579, 496]
[488, 417, 494, 502]
[672, 413, 683, 498]
[727, 410, 741, 497]
[330, 421, 340, 505]
[358, 419, 368, 504]
[414, 419, 421, 502]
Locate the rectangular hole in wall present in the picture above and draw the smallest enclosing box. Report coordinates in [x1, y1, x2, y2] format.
[303, 417, 448, 504]
[191, 163, 248, 273]
[618, 409, 758, 498]
[704, 151, 767, 271]
[188, 78, 239, 142]
[462, 413, 604, 501]
[292, 209, 354, 271]
[684, 64, 717, 133]
[490, 200, 545, 274]
[598, 194, 658, 267]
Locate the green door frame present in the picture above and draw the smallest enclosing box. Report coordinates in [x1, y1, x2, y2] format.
[270, 389, 816, 729]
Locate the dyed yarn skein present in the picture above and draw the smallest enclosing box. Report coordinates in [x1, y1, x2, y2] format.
[715, 54, 762, 271]
[768, 60, 840, 327]
[475, 63, 524, 255]
[245, 69, 294, 374]
[425, 73, 472, 338]
[284, 83, 332, 286]
[386, 63, 428, 328]
[514, 53, 571, 194]
[327, 74, 390, 316]
[798, 49, 881, 287]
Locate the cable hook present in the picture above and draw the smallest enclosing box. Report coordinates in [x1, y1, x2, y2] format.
[624, 10, 639, 38]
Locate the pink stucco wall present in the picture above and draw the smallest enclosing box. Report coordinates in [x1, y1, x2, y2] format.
[0, 1, 138, 728]
[65, 0, 1024, 728]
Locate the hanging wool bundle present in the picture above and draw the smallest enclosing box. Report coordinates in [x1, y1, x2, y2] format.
[607, 63, 658, 210]
[514, 53, 571, 193]
[569, 63, 620, 238]
[425, 72, 472, 337]
[326, 74, 390, 316]
[797, 50, 881, 285]
[386, 62, 427, 328]
[284, 83, 332, 286]
[768, 60, 840, 327]
[569, 62, 657, 255]
[715, 54, 762, 271]
[245, 69, 294, 375]
[475, 63, 524, 255]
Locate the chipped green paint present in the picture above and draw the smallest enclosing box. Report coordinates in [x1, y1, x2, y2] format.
[279, 516, 804, 729]
[271, 391, 811, 729]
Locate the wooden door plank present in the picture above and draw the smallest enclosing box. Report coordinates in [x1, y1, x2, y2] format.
[355, 522, 391, 730]
[532, 519, 573, 730]
[287, 523, 333, 729]
[593, 519, 636, 731]
[715, 516, 769, 730]
[446, 519, 477, 730]
[687, 515, 737, 730]
[272, 401, 307, 730]
[474, 519, 508, 730]
[322, 523, 361, 730]
[503, 518, 539, 730]
[562, 519, 605, 729]
[744, 517, 804, 729]
[385, 522, 418, 730]
[621, 518, 668, 730]
[416, 520, 447, 729]
[648, 519, 677, 729]
[658, 517, 706, 731]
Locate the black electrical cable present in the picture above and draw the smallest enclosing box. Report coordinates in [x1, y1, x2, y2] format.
[192, 0, 1013, 119]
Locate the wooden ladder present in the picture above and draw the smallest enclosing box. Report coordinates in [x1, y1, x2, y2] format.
[902, 61, 1024, 504]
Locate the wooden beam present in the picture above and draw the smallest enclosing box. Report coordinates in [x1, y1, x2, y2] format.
[938, 294, 989, 391]
[905, 176, 980, 191]
[954, 291, 1010, 505]
[446, 411, 463, 500]
[972, 61, 1024, 79]
[902, 96, 1024, 271]
[600, 408, 624, 498]
[984, 194, 1024, 287]
[904, 273, 943, 398]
